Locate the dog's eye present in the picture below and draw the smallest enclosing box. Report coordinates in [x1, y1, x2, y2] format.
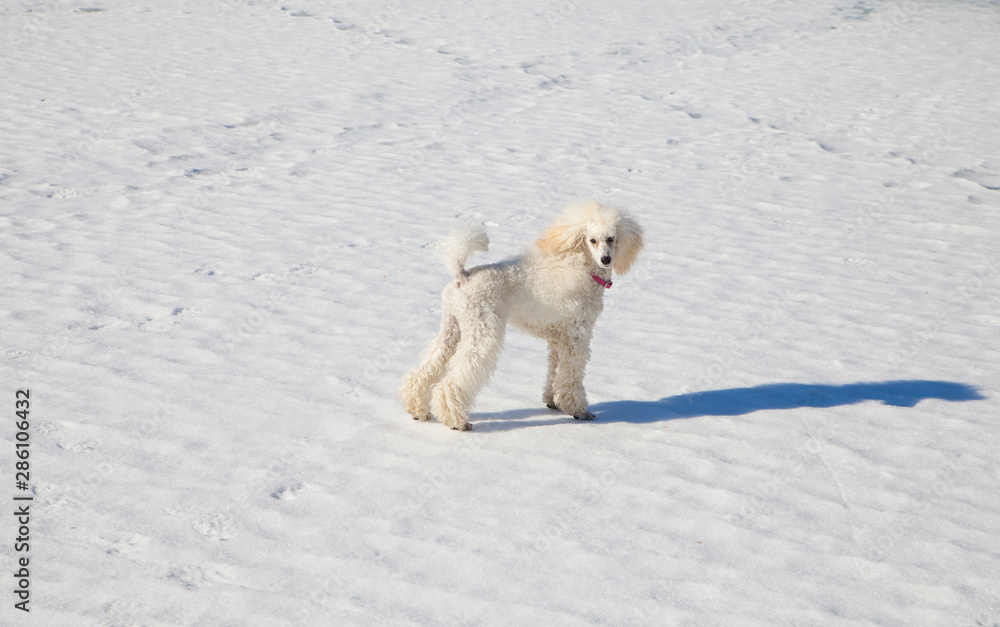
[606, 237, 614, 243]
[589, 238, 597, 244]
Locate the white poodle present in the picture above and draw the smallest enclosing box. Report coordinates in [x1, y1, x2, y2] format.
[399, 200, 644, 431]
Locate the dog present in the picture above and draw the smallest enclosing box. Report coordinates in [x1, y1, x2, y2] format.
[399, 200, 644, 430]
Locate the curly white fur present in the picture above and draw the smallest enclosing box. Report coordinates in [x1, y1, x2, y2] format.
[399, 199, 644, 431]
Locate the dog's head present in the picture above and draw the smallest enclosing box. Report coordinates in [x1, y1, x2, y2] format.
[536, 200, 644, 274]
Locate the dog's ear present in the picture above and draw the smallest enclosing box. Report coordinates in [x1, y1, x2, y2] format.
[613, 214, 644, 274]
[536, 219, 584, 256]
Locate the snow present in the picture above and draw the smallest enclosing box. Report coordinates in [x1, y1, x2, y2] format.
[2, 0, 999, 624]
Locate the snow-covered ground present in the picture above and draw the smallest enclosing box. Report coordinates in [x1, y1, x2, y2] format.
[2, 0, 999, 624]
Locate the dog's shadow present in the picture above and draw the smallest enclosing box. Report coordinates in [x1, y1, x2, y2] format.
[472, 380, 985, 431]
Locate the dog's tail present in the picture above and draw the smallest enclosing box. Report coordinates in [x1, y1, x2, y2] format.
[434, 222, 489, 284]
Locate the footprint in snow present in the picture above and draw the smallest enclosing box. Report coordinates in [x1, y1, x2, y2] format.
[271, 482, 306, 500]
[953, 167, 1000, 190]
[56, 437, 99, 453]
[184, 168, 219, 178]
[105, 535, 150, 556]
[252, 266, 318, 282]
[138, 307, 189, 331]
[168, 564, 235, 589]
[191, 513, 234, 541]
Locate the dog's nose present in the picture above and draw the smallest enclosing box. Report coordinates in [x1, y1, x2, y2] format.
[601, 255, 611, 266]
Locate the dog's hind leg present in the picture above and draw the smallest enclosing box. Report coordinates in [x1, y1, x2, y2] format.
[431, 312, 506, 431]
[399, 314, 461, 421]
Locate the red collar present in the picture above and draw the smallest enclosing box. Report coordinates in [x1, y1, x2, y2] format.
[591, 273, 612, 289]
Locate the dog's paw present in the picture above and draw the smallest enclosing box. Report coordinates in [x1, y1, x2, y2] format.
[412, 413, 432, 422]
[545, 402, 559, 411]
[450, 423, 472, 431]
[573, 411, 595, 421]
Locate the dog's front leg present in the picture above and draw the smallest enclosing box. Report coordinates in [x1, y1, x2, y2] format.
[551, 333, 594, 421]
[543, 339, 559, 410]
